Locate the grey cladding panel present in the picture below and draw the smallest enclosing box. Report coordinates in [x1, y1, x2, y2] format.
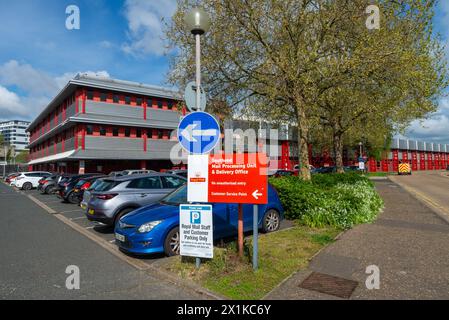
[408, 140, 417, 150]
[66, 103, 77, 118]
[391, 139, 400, 149]
[418, 141, 426, 151]
[86, 136, 143, 151]
[85, 101, 143, 119]
[399, 139, 408, 150]
[146, 109, 180, 128]
[147, 140, 178, 158]
[426, 142, 433, 151]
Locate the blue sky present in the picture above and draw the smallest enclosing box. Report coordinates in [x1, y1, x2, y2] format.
[0, 0, 448, 143]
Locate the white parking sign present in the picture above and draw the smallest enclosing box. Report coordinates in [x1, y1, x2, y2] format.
[179, 205, 214, 259]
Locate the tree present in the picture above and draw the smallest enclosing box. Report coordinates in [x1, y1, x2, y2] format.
[166, 0, 448, 177]
[15, 150, 29, 164]
[167, 0, 340, 180]
[313, 0, 448, 172]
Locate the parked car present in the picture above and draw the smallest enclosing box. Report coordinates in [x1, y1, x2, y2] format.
[70, 175, 107, 204]
[12, 172, 52, 190]
[268, 169, 295, 178]
[164, 169, 187, 178]
[312, 166, 336, 174]
[5, 172, 19, 184]
[114, 184, 284, 256]
[56, 173, 103, 203]
[84, 173, 187, 227]
[38, 174, 69, 194]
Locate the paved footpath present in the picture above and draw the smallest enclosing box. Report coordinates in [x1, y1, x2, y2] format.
[265, 178, 449, 299]
[0, 182, 205, 300]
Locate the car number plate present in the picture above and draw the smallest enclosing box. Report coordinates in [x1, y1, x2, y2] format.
[115, 233, 125, 242]
[88, 209, 94, 215]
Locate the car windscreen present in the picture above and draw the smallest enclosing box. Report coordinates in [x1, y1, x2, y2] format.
[88, 179, 103, 191]
[160, 185, 187, 205]
[75, 179, 87, 188]
[93, 180, 120, 192]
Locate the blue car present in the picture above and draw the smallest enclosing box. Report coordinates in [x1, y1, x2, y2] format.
[114, 184, 284, 256]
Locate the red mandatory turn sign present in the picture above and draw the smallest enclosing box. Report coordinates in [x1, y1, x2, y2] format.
[187, 153, 268, 204]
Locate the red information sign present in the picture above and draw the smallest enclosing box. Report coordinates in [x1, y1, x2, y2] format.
[208, 153, 268, 204]
[187, 153, 268, 204]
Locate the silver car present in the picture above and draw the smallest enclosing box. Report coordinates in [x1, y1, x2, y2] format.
[83, 173, 186, 226]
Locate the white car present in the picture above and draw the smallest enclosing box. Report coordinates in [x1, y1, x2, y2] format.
[13, 172, 52, 190]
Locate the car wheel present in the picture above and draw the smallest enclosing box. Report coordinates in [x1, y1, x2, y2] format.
[22, 182, 32, 191]
[44, 186, 54, 194]
[164, 227, 180, 257]
[67, 192, 79, 204]
[114, 208, 136, 227]
[262, 209, 280, 233]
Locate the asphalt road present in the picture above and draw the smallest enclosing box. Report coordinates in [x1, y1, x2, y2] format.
[0, 182, 204, 300]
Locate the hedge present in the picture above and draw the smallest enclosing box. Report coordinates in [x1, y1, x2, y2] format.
[269, 173, 384, 229]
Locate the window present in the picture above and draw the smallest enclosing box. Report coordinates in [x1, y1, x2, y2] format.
[157, 100, 163, 109]
[113, 94, 119, 103]
[162, 176, 186, 189]
[136, 129, 142, 138]
[158, 130, 164, 139]
[100, 92, 107, 102]
[125, 128, 131, 137]
[127, 177, 162, 189]
[112, 127, 119, 137]
[99, 126, 107, 136]
[125, 96, 131, 105]
[146, 99, 152, 107]
[86, 91, 94, 100]
[136, 98, 142, 106]
[168, 101, 174, 110]
[86, 125, 93, 135]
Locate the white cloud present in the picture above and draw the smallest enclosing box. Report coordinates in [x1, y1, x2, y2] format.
[0, 60, 110, 121]
[122, 0, 177, 56]
[0, 85, 28, 118]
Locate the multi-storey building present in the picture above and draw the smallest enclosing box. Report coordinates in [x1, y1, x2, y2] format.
[27, 74, 183, 174]
[0, 120, 31, 151]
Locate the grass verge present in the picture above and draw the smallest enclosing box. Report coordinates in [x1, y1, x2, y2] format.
[164, 224, 340, 300]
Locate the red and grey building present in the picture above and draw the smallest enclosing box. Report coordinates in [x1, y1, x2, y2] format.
[27, 74, 183, 174]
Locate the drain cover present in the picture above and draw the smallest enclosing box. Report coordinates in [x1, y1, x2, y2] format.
[299, 272, 358, 299]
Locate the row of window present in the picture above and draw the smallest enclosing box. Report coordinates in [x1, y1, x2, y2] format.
[85, 89, 177, 110]
[85, 125, 173, 139]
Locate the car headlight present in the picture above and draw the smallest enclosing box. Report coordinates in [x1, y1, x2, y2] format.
[138, 220, 162, 233]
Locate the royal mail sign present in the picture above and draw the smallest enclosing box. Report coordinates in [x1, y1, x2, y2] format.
[187, 153, 268, 204]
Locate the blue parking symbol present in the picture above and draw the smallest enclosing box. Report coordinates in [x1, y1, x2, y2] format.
[190, 211, 201, 224]
[178, 112, 220, 154]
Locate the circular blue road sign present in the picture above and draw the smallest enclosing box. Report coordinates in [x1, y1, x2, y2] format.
[178, 112, 220, 154]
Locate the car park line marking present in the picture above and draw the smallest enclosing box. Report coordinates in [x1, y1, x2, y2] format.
[61, 209, 84, 214]
[70, 216, 86, 221]
[22, 189, 224, 300]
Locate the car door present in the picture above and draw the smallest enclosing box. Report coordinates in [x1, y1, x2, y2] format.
[211, 203, 234, 239]
[127, 177, 165, 206]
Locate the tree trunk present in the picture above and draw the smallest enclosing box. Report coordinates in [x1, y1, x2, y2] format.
[333, 129, 344, 174]
[297, 107, 311, 181]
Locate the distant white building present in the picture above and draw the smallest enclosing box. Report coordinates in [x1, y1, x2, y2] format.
[0, 120, 31, 151]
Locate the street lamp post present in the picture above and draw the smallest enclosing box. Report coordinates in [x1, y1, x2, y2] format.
[184, 7, 211, 112]
[185, 7, 211, 269]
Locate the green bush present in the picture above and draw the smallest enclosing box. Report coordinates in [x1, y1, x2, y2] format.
[269, 173, 383, 229]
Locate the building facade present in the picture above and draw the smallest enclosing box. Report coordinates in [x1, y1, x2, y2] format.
[0, 120, 31, 151]
[27, 74, 183, 174]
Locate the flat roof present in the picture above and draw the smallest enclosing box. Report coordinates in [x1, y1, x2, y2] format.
[27, 74, 182, 131]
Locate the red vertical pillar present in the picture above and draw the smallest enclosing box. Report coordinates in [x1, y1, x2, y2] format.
[411, 152, 418, 171]
[140, 160, 146, 170]
[420, 152, 426, 170]
[427, 153, 433, 170]
[402, 151, 409, 164]
[369, 158, 377, 172]
[392, 150, 399, 172]
[143, 130, 147, 152]
[381, 159, 388, 172]
[281, 141, 290, 170]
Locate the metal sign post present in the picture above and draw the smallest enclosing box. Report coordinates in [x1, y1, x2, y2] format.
[253, 204, 259, 270]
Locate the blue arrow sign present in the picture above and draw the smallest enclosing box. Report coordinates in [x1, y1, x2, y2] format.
[178, 112, 220, 154]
